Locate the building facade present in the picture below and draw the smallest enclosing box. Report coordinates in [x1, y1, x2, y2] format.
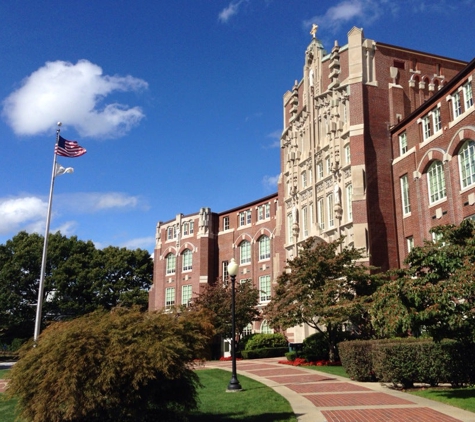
[149, 27, 474, 343]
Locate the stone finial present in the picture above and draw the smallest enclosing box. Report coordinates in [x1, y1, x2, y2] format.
[310, 24, 318, 38]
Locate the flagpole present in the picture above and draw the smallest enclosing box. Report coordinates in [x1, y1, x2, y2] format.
[34, 122, 62, 342]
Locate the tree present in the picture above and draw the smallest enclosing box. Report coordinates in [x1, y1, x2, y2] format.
[190, 279, 260, 344]
[0, 231, 153, 342]
[265, 237, 378, 361]
[372, 219, 475, 341]
[6, 307, 214, 422]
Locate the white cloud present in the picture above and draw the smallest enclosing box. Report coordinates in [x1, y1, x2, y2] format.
[304, 0, 382, 33]
[2, 60, 148, 138]
[218, 0, 247, 23]
[121, 236, 155, 250]
[0, 196, 47, 235]
[56, 192, 145, 213]
[262, 174, 279, 189]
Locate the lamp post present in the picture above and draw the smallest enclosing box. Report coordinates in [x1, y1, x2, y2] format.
[226, 258, 242, 392]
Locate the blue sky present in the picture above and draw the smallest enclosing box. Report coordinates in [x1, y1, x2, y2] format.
[1, 0, 474, 253]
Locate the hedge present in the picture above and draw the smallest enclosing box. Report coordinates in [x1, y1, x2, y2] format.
[241, 347, 288, 359]
[338, 338, 475, 388]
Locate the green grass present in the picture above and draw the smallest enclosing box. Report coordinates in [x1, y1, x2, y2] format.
[0, 369, 11, 379]
[409, 386, 475, 413]
[189, 369, 297, 421]
[303, 364, 349, 378]
[0, 395, 19, 422]
[0, 369, 296, 422]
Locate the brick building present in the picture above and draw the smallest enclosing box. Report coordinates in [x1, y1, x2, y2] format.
[149, 27, 474, 343]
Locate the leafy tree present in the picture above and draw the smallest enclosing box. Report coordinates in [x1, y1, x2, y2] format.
[265, 237, 378, 361]
[372, 219, 475, 341]
[0, 231, 153, 342]
[6, 307, 214, 422]
[190, 279, 260, 345]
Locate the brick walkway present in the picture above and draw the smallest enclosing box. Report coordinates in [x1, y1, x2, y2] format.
[206, 357, 475, 422]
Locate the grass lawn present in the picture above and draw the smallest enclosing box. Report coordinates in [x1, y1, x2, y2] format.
[303, 364, 349, 378]
[1, 369, 296, 422]
[189, 369, 297, 421]
[408, 386, 475, 413]
[0, 395, 19, 422]
[0, 369, 11, 379]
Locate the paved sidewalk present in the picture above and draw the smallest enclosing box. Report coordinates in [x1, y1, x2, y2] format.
[206, 357, 475, 422]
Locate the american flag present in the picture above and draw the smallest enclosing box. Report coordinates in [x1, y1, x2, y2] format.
[55, 136, 87, 158]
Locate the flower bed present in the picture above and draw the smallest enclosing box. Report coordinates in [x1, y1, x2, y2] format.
[219, 356, 242, 361]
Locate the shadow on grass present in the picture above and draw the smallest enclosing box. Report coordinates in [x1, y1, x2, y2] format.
[426, 388, 475, 400]
[188, 411, 297, 422]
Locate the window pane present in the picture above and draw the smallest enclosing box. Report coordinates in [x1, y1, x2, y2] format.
[459, 141, 475, 188]
[428, 161, 446, 203]
[259, 236, 270, 260]
[240, 240, 251, 264]
[259, 275, 271, 302]
[166, 254, 176, 274]
[182, 249, 192, 271]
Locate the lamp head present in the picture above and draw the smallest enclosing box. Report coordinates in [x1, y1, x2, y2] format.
[227, 258, 239, 276]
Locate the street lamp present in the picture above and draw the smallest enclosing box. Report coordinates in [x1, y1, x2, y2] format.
[226, 258, 242, 392]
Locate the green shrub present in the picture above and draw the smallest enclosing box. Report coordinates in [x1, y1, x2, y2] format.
[244, 333, 287, 351]
[338, 340, 375, 381]
[302, 332, 329, 362]
[285, 351, 297, 361]
[241, 347, 288, 359]
[6, 307, 213, 422]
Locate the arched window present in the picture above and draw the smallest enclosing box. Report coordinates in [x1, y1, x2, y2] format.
[165, 253, 176, 275]
[258, 236, 270, 260]
[182, 249, 192, 271]
[427, 160, 446, 204]
[240, 240, 251, 264]
[459, 140, 475, 189]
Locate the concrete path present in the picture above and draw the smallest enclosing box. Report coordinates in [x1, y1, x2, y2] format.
[206, 357, 475, 422]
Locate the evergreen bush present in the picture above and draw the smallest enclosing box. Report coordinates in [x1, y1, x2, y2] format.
[244, 333, 287, 351]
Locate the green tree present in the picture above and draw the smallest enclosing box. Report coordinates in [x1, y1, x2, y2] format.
[372, 219, 475, 341]
[265, 237, 378, 361]
[191, 279, 260, 342]
[6, 307, 213, 422]
[0, 231, 153, 342]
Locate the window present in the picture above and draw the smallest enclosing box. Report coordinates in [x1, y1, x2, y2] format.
[431, 231, 444, 244]
[327, 193, 334, 228]
[346, 184, 353, 221]
[463, 81, 473, 109]
[167, 226, 175, 240]
[240, 240, 251, 264]
[258, 236, 270, 260]
[428, 160, 446, 204]
[344, 144, 351, 164]
[165, 287, 175, 308]
[302, 171, 307, 188]
[265, 203, 270, 219]
[287, 213, 293, 243]
[257, 206, 264, 221]
[259, 275, 271, 302]
[242, 323, 253, 337]
[239, 210, 251, 226]
[326, 156, 331, 175]
[181, 285, 192, 306]
[166, 253, 176, 275]
[459, 140, 475, 189]
[318, 198, 325, 230]
[260, 320, 273, 334]
[302, 206, 309, 238]
[223, 216, 230, 230]
[399, 132, 408, 155]
[317, 161, 323, 180]
[407, 236, 414, 253]
[183, 222, 189, 236]
[182, 249, 192, 271]
[400, 174, 411, 215]
[189, 221, 194, 234]
[432, 108, 441, 133]
[452, 91, 462, 118]
[422, 115, 431, 140]
[222, 261, 229, 283]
